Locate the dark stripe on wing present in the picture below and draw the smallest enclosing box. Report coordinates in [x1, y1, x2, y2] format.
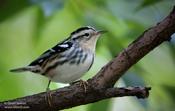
[44, 48, 86, 74]
[29, 41, 73, 66]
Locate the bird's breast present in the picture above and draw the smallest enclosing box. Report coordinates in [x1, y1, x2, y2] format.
[48, 52, 94, 83]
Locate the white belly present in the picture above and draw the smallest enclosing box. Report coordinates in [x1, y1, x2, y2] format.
[50, 54, 93, 83]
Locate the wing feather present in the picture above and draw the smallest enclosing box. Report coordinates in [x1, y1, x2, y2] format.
[29, 41, 73, 66]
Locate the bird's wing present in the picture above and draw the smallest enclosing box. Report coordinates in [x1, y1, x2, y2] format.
[29, 41, 73, 66]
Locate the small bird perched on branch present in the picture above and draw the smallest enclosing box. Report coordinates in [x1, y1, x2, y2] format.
[10, 26, 106, 91]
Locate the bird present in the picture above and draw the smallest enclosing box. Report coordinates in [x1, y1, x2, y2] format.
[10, 26, 106, 91]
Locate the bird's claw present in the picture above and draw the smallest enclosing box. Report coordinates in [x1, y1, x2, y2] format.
[79, 80, 88, 93]
[70, 80, 89, 93]
[45, 88, 53, 107]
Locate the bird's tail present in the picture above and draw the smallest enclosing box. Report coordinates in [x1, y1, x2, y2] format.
[10, 66, 38, 73]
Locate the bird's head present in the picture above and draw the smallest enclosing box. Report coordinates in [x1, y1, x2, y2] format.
[70, 26, 106, 52]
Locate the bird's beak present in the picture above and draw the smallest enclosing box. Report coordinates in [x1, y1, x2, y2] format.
[97, 30, 107, 35]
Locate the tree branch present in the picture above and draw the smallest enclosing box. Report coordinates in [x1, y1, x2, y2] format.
[90, 6, 175, 88]
[0, 86, 151, 111]
[0, 6, 175, 111]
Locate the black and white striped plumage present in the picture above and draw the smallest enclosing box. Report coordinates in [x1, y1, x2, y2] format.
[10, 26, 105, 86]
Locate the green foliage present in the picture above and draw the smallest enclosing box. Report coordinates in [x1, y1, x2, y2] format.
[0, 0, 30, 22]
[0, 0, 175, 111]
[139, 0, 163, 9]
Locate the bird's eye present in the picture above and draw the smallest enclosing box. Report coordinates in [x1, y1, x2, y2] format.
[84, 33, 90, 38]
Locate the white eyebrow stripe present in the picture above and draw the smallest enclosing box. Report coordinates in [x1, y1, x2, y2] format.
[87, 26, 95, 31]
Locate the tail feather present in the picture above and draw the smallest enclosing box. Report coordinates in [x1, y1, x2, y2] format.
[10, 66, 37, 73]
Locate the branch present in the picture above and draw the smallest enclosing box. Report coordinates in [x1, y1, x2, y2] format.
[0, 6, 175, 111]
[90, 6, 175, 88]
[0, 86, 151, 111]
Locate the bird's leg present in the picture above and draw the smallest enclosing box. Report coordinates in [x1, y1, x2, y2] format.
[70, 80, 89, 93]
[45, 80, 52, 107]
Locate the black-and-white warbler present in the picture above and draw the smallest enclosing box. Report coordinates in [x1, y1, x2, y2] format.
[10, 26, 106, 90]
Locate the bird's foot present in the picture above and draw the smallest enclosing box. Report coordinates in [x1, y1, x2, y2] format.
[45, 87, 53, 107]
[70, 80, 89, 93]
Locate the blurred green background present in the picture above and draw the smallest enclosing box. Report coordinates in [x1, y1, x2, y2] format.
[0, 0, 175, 111]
